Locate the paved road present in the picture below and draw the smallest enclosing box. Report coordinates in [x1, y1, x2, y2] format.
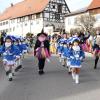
[0, 54, 100, 100]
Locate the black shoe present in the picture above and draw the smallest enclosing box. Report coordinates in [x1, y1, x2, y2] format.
[15, 65, 22, 72]
[9, 78, 13, 81]
[6, 70, 11, 76]
[94, 66, 97, 69]
[66, 66, 69, 69]
[62, 65, 65, 67]
[12, 73, 15, 76]
[68, 71, 72, 75]
[39, 70, 44, 75]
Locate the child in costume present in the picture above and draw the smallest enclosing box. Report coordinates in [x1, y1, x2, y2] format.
[70, 39, 85, 84]
[14, 38, 23, 72]
[0, 36, 20, 81]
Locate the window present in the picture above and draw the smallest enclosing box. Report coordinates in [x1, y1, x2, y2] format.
[55, 13, 60, 20]
[28, 15, 32, 20]
[58, 4, 62, 13]
[9, 28, 12, 32]
[32, 15, 35, 19]
[6, 21, 8, 24]
[36, 13, 41, 19]
[44, 13, 49, 18]
[6, 29, 8, 32]
[25, 23, 27, 26]
[3, 22, 5, 25]
[23, 17, 25, 21]
[13, 27, 15, 31]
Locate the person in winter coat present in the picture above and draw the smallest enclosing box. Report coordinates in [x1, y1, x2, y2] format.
[34, 33, 50, 75]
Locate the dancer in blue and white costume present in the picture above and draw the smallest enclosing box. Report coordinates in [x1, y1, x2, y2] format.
[14, 38, 23, 72]
[61, 39, 68, 67]
[57, 33, 67, 66]
[0, 36, 20, 81]
[69, 39, 85, 84]
[57, 34, 65, 63]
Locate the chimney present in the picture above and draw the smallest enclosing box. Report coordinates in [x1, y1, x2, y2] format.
[11, 3, 14, 7]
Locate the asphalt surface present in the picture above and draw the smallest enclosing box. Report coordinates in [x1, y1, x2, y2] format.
[0, 54, 100, 100]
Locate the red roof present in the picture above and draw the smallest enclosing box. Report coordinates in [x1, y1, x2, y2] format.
[0, 0, 49, 21]
[88, 0, 100, 10]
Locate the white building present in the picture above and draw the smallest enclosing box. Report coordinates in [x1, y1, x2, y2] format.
[0, 0, 70, 37]
[65, 0, 100, 32]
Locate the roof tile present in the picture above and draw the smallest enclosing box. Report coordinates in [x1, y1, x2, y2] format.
[0, 0, 49, 21]
[88, 0, 100, 10]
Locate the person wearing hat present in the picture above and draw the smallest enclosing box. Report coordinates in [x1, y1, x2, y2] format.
[69, 39, 85, 84]
[0, 36, 20, 81]
[34, 33, 50, 75]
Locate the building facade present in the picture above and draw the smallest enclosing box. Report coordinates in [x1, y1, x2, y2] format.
[0, 0, 70, 37]
[65, 0, 100, 32]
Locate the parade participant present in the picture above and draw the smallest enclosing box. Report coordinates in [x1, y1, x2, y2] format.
[14, 38, 23, 72]
[70, 39, 84, 84]
[78, 31, 90, 44]
[61, 33, 68, 66]
[66, 34, 73, 74]
[0, 36, 20, 81]
[50, 36, 57, 54]
[61, 40, 68, 67]
[21, 39, 29, 56]
[34, 32, 50, 75]
[79, 31, 90, 52]
[93, 31, 100, 69]
[57, 33, 67, 64]
[72, 32, 80, 43]
[0, 32, 6, 45]
[57, 36, 64, 62]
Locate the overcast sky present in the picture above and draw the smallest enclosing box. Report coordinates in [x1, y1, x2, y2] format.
[0, 0, 92, 13]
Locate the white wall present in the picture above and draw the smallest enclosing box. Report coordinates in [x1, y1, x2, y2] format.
[0, 18, 44, 37]
[65, 16, 76, 32]
[65, 13, 86, 32]
[0, 20, 10, 33]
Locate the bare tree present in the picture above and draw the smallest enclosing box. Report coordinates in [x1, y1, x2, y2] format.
[75, 14, 96, 33]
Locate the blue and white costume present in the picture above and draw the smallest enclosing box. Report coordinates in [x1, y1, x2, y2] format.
[70, 46, 84, 68]
[57, 38, 65, 55]
[0, 44, 20, 66]
[21, 42, 29, 54]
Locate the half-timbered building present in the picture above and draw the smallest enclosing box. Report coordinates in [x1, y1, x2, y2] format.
[0, 0, 70, 36]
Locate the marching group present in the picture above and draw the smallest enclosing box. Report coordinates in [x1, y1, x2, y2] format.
[0, 31, 100, 85]
[50, 31, 100, 84]
[0, 34, 29, 81]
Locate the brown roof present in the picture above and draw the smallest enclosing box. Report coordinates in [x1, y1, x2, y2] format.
[88, 0, 100, 10]
[0, 0, 49, 21]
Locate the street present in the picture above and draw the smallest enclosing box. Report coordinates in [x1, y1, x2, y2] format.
[0, 54, 100, 100]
